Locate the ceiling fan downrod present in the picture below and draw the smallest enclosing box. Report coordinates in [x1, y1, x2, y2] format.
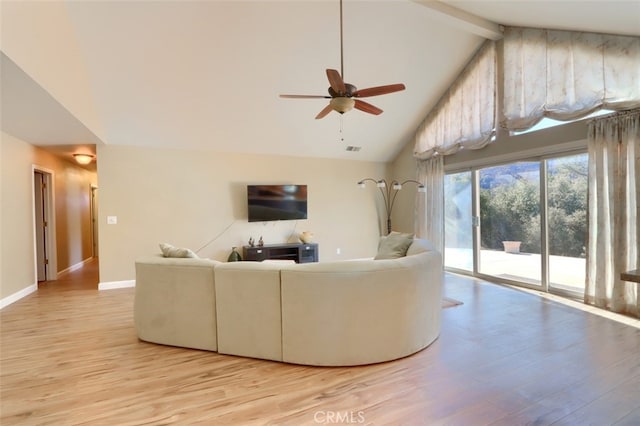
[340, 0, 344, 80]
[278, 0, 406, 119]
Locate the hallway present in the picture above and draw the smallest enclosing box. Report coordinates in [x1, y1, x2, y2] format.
[37, 257, 99, 292]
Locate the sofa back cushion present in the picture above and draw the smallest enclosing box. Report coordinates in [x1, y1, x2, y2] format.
[374, 232, 414, 259]
[214, 262, 284, 362]
[406, 238, 437, 256]
[159, 242, 199, 258]
[279, 249, 442, 366]
[134, 256, 220, 351]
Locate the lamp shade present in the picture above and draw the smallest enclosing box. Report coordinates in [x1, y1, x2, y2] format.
[330, 97, 356, 113]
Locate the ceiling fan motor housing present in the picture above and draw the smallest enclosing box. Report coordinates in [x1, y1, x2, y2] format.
[329, 83, 357, 98]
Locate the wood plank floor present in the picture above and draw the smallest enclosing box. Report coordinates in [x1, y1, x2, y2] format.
[1, 258, 639, 425]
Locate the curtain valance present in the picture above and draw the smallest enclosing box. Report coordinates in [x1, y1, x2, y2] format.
[502, 27, 640, 131]
[414, 40, 496, 160]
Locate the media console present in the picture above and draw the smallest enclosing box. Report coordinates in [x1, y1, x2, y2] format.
[243, 243, 318, 263]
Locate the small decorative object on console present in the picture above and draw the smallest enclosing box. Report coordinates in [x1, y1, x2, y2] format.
[227, 247, 242, 262]
[248, 237, 255, 247]
[299, 231, 314, 243]
[258, 236, 264, 247]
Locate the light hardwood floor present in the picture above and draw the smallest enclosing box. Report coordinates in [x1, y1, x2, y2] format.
[1, 258, 639, 425]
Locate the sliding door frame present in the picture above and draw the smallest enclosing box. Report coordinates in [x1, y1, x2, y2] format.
[444, 148, 587, 299]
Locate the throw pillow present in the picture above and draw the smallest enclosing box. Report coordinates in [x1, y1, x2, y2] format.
[374, 232, 414, 260]
[159, 242, 198, 258]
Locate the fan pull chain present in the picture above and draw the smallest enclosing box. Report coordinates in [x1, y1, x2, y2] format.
[340, 115, 345, 142]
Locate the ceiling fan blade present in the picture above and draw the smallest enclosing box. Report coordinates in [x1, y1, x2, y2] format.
[326, 69, 346, 94]
[280, 94, 330, 99]
[315, 104, 334, 119]
[353, 83, 406, 98]
[354, 100, 383, 115]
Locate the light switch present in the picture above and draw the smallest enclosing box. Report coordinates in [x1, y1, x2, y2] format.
[107, 216, 117, 225]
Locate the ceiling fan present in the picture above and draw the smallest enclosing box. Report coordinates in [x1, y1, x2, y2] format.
[279, 0, 406, 119]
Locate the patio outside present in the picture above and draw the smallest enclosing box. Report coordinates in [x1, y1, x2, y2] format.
[446, 247, 586, 293]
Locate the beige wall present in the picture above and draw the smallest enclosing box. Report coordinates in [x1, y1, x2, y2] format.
[1, 1, 106, 141]
[1, 132, 97, 301]
[0, 130, 3, 295]
[97, 144, 388, 284]
[389, 139, 419, 235]
[1, 133, 35, 299]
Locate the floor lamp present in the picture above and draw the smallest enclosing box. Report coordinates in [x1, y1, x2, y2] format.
[357, 178, 426, 234]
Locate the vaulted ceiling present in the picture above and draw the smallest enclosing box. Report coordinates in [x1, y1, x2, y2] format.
[2, 1, 638, 163]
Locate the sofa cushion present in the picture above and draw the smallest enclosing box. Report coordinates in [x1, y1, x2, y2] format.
[159, 242, 198, 258]
[214, 262, 284, 362]
[406, 238, 436, 256]
[134, 256, 219, 351]
[374, 232, 414, 259]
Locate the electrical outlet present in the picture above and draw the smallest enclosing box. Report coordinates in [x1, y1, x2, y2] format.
[107, 216, 118, 225]
[336, 248, 341, 255]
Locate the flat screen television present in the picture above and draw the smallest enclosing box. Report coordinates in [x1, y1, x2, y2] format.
[247, 184, 308, 222]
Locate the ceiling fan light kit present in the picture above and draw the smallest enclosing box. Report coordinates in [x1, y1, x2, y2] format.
[330, 97, 356, 114]
[280, 0, 405, 120]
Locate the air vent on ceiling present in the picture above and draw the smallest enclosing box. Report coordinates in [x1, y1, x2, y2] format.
[346, 146, 361, 152]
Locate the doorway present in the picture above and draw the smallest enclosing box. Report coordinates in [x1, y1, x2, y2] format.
[91, 185, 99, 258]
[444, 152, 588, 298]
[33, 167, 56, 282]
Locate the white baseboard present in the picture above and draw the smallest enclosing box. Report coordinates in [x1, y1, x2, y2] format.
[98, 280, 135, 290]
[0, 284, 38, 310]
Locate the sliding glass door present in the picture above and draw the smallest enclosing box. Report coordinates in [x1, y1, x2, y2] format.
[478, 161, 542, 286]
[546, 153, 588, 294]
[444, 172, 473, 271]
[444, 153, 588, 297]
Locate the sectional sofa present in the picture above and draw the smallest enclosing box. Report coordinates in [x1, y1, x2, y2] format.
[134, 238, 442, 366]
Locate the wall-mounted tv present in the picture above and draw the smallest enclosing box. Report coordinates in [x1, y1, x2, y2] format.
[247, 184, 308, 222]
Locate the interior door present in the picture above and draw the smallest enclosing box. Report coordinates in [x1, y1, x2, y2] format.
[91, 185, 99, 257]
[34, 171, 47, 281]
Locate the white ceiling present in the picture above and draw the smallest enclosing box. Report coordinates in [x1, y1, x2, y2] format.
[2, 1, 638, 163]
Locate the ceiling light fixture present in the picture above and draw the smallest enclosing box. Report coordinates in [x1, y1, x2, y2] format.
[73, 154, 94, 165]
[329, 97, 356, 114]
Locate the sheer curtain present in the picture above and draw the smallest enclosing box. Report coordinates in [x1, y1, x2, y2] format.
[503, 27, 640, 131]
[415, 157, 444, 255]
[586, 109, 639, 317]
